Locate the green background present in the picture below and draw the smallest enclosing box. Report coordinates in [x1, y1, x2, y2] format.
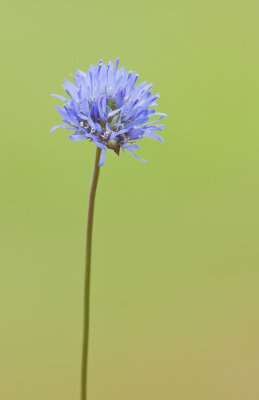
[0, 0, 258, 399]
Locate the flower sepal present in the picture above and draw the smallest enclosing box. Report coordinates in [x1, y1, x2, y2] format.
[107, 140, 121, 156]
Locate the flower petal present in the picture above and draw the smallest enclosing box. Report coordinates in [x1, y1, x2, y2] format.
[144, 132, 164, 142]
[50, 125, 75, 134]
[99, 149, 106, 167]
[50, 94, 69, 103]
[123, 144, 147, 161]
[126, 148, 147, 162]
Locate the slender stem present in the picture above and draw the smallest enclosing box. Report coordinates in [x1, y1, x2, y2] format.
[81, 147, 101, 400]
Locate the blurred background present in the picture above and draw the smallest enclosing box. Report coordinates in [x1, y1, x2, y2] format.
[0, 0, 259, 399]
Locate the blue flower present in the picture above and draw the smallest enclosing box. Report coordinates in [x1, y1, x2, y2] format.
[51, 59, 166, 167]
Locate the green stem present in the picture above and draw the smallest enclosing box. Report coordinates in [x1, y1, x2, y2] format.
[81, 147, 101, 400]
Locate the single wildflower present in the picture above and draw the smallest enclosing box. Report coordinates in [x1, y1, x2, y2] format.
[51, 60, 166, 400]
[51, 59, 166, 166]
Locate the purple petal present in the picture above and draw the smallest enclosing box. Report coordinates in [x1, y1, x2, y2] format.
[123, 144, 147, 161]
[144, 132, 164, 142]
[99, 149, 106, 167]
[50, 94, 69, 102]
[69, 133, 88, 141]
[126, 148, 147, 162]
[50, 125, 75, 134]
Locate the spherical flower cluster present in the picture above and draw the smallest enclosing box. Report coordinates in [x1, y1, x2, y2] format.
[51, 59, 166, 166]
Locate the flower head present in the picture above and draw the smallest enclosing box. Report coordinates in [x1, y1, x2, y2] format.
[51, 59, 166, 167]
